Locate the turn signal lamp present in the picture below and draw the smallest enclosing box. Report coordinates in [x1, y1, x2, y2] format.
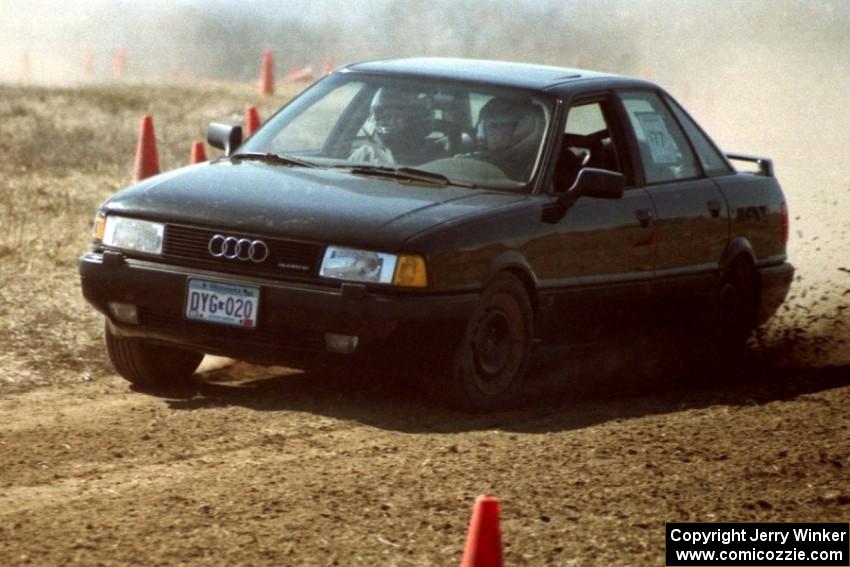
[93, 212, 106, 240]
[393, 254, 427, 288]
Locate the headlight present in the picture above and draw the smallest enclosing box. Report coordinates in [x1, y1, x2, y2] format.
[320, 246, 398, 284]
[101, 216, 164, 255]
[319, 247, 428, 287]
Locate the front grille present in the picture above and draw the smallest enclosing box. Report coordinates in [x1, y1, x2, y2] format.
[162, 224, 323, 279]
[138, 307, 325, 351]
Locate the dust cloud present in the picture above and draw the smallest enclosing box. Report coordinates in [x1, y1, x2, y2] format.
[2, 0, 848, 363]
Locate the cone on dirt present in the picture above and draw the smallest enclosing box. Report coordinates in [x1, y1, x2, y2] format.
[461, 495, 503, 567]
[189, 140, 207, 164]
[133, 115, 160, 181]
[323, 58, 333, 76]
[245, 106, 261, 137]
[259, 49, 274, 96]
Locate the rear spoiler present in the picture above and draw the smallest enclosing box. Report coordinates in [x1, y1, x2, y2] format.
[726, 153, 774, 177]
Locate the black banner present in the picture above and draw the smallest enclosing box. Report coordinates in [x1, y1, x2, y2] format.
[666, 523, 849, 566]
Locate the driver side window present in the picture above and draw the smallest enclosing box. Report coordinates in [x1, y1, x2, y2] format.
[553, 100, 621, 191]
[269, 81, 365, 155]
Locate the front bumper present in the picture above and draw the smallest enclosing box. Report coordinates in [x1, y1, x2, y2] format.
[79, 251, 478, 366]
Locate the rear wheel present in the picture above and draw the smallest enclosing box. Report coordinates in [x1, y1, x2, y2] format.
[714, 259, 758, 353]
[104, 322, 203, 390]
[427, 273, 533, 411]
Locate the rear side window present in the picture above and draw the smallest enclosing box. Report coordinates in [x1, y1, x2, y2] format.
[665, 95, 732, 175]
[619, 91, 699, 185]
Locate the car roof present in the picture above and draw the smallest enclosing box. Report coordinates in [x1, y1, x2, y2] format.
[342, 57, 654, 92]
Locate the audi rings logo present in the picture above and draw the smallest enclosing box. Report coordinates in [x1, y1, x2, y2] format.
[208, 234, 269, 263]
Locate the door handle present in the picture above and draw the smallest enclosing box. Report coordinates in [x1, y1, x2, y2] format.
[635, 208, 653, 228]
[707, 199, 722, 218]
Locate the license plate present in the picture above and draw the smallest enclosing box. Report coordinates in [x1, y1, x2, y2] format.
[185, 279, 259, 329]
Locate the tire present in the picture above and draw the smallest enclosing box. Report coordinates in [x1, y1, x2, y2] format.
[104, 321, 204, 390]
[427, 273, 534, 411]
[714, 259, 758, 353]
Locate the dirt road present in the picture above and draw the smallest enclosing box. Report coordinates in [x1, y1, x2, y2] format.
[1, 356, 848, 565]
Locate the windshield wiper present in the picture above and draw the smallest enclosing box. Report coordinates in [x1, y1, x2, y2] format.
[230, 152, 316, 168]
[343, 164, 476, 188]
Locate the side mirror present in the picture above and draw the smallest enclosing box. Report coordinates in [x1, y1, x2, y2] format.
[560, 168, 624, 205]
[207, 122, 243, 156]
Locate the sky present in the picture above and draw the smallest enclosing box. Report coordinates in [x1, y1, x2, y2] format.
[2, 0, 848, 87]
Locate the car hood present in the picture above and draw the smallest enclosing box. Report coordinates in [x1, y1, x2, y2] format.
[104, 160, 528, 250]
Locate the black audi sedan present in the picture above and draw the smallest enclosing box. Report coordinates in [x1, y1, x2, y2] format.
[79, 58, 793, 411]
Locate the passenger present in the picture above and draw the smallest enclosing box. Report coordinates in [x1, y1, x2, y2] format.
[473, 97, 545, 181]
[349, 87, 444, 166]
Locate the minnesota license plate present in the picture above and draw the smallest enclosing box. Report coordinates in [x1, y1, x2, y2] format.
[185, 279, 259, 329]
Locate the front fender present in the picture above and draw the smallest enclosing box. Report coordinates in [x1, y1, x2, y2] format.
[485, 250, 539, 288]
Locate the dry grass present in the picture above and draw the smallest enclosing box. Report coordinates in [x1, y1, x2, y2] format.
[0, 81, 303, 389]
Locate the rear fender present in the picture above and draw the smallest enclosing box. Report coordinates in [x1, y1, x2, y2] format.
[718, 236, 761, 307]
[719, 237, 757, 278]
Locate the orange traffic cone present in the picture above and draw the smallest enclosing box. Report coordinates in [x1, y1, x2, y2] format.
[461, 495, 503, 567]
[133, 115, 160, 181]
[323, 58, 333, 76]
[259, 49, 274, 96]
[190, 140, 207, 164]
[246, 106, 261, 137]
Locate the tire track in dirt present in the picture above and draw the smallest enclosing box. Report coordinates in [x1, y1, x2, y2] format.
[0, 376, 376, 491]
[1, 362, 849, 565]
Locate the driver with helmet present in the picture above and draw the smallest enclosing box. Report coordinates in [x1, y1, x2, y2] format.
[349, 87, 444, 166]
[472, 97, 545, 181]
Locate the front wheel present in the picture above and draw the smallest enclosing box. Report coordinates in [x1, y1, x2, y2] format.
[104, 321, 203, 390]
[427, 273, 533, 411]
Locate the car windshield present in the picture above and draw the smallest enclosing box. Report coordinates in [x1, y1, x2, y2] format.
[241, 73, 556, 191]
